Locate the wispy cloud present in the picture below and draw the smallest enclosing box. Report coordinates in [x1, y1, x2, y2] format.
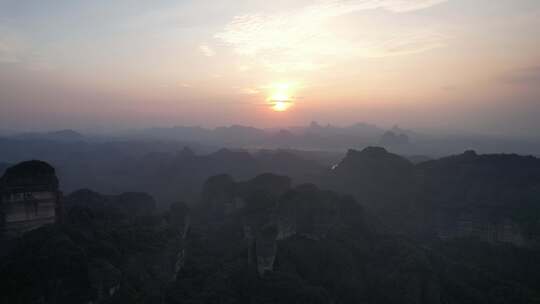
[215, 0, 448, 71]
[199, 44, 216, 57]
[328, 0, 449, 13]
[239, 87, 260, 95]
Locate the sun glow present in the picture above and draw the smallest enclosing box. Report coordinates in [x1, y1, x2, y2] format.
[267, 83, 295, 112]
[272, 100, 293, 112]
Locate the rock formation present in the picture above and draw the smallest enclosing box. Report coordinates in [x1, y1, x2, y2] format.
[0, 160, 61, 239]
[379, 131, 410, 146]
[200, 173, 366, 275]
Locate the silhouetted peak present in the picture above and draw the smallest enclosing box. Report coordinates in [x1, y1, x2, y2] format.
[212, 148, 249, 157]
[380, 131, 409, 145]
[334, 147, 413, 174]
[309, 121, 321, 128]
[1, 160, 58, 191]
[217, 124, 259, 131]
[15, 129, 84, 141]
[213, 125, 266, 140]
[343, 146, 395, 160]
[351, 122, 379, 129]
[463, 150, 477, 157]
[49, 129, 84, 138]
[276, 129, 294, 136]
[360, 146, 388, 155]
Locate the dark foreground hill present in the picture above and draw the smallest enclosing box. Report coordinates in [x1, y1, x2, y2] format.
[2, 172, 540, 303]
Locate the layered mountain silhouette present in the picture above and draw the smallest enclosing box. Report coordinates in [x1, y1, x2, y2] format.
[14, 129, 85, 142]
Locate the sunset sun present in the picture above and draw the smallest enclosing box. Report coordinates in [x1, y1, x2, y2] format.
[267, 83, 295, 112]
[272, 100, 292, 112]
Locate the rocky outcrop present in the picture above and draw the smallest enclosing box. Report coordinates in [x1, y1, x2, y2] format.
[0, 160, 61, 239]
[379, 131, 410, 146]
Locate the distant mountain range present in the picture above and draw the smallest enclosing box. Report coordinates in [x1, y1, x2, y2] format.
[120, 122, 389, 150]
[5, 122, 540, 156]
[13, 129, 86, 142]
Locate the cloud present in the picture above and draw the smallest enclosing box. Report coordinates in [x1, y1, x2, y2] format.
[499, 66, 540, 85]
[215, 0, 448, 71]
[240, 88, 260, 95]
[332, 0, 449, 13]
[199, 44, 216, 57]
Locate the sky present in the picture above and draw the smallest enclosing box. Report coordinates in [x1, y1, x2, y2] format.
[0, 0, 539, 136]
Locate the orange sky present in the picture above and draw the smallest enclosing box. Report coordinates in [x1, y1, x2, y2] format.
[1, 0, 540, 136]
